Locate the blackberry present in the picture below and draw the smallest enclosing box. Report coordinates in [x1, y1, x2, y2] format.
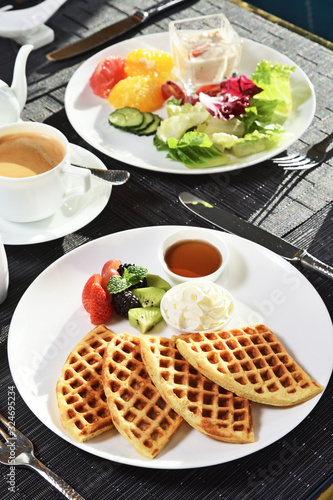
[117, 263, 147, 289]
[112, 289, 141, 318]
[117, 263, 132, 276]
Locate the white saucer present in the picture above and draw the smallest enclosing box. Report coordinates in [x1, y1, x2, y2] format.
[0, 144, 112, 245]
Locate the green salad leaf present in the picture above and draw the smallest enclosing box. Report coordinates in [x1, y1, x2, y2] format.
[165, 131, 228, 168]
[156, 102, 209, 142]
[231, 129, 286, 157]
[154, 59, 296, 168]
[250, 60, 295, 121]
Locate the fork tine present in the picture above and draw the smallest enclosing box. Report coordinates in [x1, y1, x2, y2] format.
[272, 152, 299, 163]
[277, 157, 313, 168]
[0, 424, 9, 442]
[284, 161, 319, 171]
[273, 153, 309, 165]
[0, 413, 19, 440]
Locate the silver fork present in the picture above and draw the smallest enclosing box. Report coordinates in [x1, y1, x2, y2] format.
[272, 131, 333, 170]
[0, 413, 85, 499]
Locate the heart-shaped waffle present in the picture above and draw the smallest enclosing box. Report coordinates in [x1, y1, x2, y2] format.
[56, 325, 114, 442]
[141, 335, 254, 443]
[102, 332, 183, 459]
[176, 324, 323, 406]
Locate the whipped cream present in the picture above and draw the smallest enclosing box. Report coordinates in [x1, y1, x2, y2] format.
[161, 279, 234, 332]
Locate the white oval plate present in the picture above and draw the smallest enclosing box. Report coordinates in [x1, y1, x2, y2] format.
[0, 144, 112, 245]
[65, 33, 315, 175]
[8, 226, 332, 469]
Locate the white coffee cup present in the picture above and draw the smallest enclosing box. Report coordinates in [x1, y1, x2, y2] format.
[0, 121, 91, 223]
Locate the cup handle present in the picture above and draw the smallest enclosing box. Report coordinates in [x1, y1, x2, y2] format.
[62, 164, 91, 199]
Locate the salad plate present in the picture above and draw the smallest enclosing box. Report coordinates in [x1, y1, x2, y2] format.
[65, 33, 315, 175]
[8, 226, 332, 469]
[0, 144, 111, 245]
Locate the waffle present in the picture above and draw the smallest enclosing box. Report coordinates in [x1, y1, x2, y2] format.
[102, 332, 183, 459]
[56, 325, 114, 442]
[176, 324, 323, 406]
[140, 336, 254, 443]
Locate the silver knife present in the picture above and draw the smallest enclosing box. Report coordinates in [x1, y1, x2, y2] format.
[47, 0, 189, 61]
[179, 191, 333, 280]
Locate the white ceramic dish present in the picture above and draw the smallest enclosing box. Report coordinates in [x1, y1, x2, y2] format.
[65, 33, 315, 175]
[0, 0, 67, 36]
[158, 227, 229, 283]
[8, 226, 333, 469]
[0, 144, 111, 245]
[0, 0, 68, 48]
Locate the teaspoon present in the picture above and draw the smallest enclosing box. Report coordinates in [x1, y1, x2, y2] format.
[71, 164, 130, 185]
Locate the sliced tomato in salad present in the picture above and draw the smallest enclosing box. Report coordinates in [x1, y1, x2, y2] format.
[195, 83, 222, 96]
[161, 81, 200, 105]
[161, 81, 186, 103]
[89, 55, 127, 98]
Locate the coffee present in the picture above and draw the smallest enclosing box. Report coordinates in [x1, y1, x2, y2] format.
[0, 132, 66, 178]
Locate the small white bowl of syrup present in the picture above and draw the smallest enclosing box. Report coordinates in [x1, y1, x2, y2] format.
[158, 227, 229, 283]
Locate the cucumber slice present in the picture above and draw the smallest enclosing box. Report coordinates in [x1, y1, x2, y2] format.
[108, 110, 128, 128]
[131, 112, 154, 133]
[109, 107, 144, 129]
[135, 114, 161, 136]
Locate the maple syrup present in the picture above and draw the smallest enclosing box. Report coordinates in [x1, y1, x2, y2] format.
[164, 239, 222, 278]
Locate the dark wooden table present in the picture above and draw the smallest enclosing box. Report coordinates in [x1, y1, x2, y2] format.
[0, 1, 332, 499]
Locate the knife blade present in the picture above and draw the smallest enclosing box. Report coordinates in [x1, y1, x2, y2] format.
[179, 191, 333, 280]
[47, 0, 189, 61]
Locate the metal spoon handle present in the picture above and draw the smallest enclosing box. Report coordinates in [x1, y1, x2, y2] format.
[71, 164, 130, 184]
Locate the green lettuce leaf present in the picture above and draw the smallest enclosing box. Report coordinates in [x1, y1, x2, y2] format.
[165, 131, 228, 168]
[242, 98, 281, 133]
[231, 129, 286, 157]
[250, 60, 295, 122]
[156, 102, 209, 141]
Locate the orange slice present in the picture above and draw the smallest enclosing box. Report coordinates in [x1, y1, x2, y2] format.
[108, 75, 165, 112]
[125, 49, 173, 80]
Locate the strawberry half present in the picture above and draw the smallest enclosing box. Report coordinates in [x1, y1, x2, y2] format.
[82, 273, 102, 313]
[89, 282, 113, 325]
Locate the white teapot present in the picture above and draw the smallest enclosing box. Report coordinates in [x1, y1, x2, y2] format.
[0, 44, 33, 126]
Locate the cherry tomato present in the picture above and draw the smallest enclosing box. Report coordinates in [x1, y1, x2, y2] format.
[161, 81, 186, 103]
[191, 49, 205, 57]
[195, 84, 222, 97]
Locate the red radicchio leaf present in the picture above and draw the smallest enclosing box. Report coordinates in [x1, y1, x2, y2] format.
[198, 75, 263, 120]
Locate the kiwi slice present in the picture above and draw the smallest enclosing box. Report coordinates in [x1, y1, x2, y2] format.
[146, 274, 171, 291]
[128, 307, 163, 334]
[132, 286, 165, 308]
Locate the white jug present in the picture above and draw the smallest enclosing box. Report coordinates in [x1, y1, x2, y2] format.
[0, 44, 33, 125]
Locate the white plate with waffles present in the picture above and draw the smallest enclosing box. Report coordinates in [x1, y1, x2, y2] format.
[8, 226, 333, 469]
[64, 33, 315, 175]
